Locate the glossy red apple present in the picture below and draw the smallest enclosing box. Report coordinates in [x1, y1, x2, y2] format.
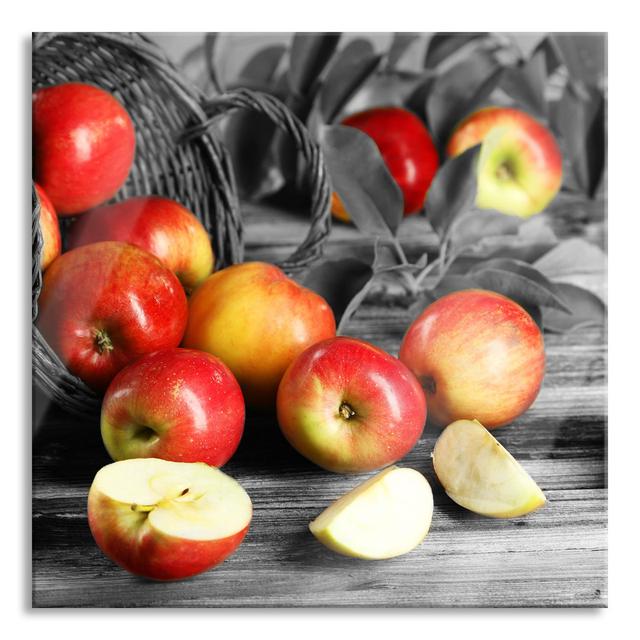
[183, 262, 336, 408]
[32, 82, 136, 215]
[101, 348, 245, 466]
[276, 336, 427, 473]
[34, 183, 61, 270]
[37, 241, 188, 392]
[446, 106, 563, 218]
[68, 196, 214, 291]
[88, 458, 252, 580]
[399, 289, 545, 429]
[332, 106, 440, 220]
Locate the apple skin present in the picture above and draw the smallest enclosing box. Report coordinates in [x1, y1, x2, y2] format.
[399, 289, 544, 429]
[330, 192, 350, 224]
[446, 106, 563, 218]
[88, 489, 249, 580]
[32, 82, 136, 215]
[276, 336, 427, 473]
[34, 183, 61, 270]
[68, 196, 214, 291]
[333, 106, 440, 220]
[101, 348, 245, 466]
[183, 262, 336, 408]
[37, 241, 188, 392]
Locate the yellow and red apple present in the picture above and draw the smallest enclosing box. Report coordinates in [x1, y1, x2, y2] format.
[68, 196, 214, 291]
[37, 241, 188, 392]
[101, 348, 245, 467]
[399, 289, 544, 429]
[276, 336, 427, 473]
[34, 183, 61, 271]
[88, 458, 252, 580]
[183, 262, 336, 408]
[447, 106, 563, 218]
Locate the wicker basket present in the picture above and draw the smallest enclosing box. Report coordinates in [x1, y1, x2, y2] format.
[32, 32, 332, 417]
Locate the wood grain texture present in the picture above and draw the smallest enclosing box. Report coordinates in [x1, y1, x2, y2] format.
[32, 201, 607, 608]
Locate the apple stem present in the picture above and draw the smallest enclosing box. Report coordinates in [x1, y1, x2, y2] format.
[339, 402, 356, 420]
[94, 329, 114, 354]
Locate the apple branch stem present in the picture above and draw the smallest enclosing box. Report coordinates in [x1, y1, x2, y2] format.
[413, 242, 462, 291]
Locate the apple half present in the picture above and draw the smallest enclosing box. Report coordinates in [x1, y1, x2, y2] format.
[88, 458, 252, 580]
[309, 466, 433, 559]
[433, 419, 546, 518]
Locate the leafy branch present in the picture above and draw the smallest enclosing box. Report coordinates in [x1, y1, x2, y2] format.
[179, 33, 606, 333]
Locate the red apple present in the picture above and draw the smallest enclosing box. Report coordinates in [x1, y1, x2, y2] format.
[37, 241, 188, 392]
[88, 458, 252, 580]
[101, 348, 245, 466]
[68, 196, 214, 291]
[276, 336, 427, 473]
[183, 262, 336, 408]
[34, 183, 61, 270]
[399, 289, 545, 429]
[32, 82, 136, 215]
[332, 106, 440, 221]
[446, 106, 563, 218]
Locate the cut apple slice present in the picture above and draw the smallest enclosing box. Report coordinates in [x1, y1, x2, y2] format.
[309, 466, 433, 559]
[433, 419, 546, 518]
[88, 458, 252, 580]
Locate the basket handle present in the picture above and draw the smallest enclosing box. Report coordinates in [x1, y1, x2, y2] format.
[190, 88, 332, 274]
[32, 184, 44, 323]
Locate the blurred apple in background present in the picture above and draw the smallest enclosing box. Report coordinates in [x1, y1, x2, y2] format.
[88, 458, 252, 580]
[68, 196, 214, 291]
[309, 466, 433, 559]
[32, 82, 136, 215]
[447, 106, 563, 218]
[101, 348, 244, 466]
[34, 183, 61, 271]
[183, 262, 336, 408]
[400, 289, 544, 429]
[37, 241, 188, 392]
[277, 337, 426, 473]
[433, 419, 546, 517]
[332, 106, 440, 221]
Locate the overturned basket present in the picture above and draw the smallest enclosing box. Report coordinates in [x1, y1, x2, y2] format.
[32, 32, 331, 417]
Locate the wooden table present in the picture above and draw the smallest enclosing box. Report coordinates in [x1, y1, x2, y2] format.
[32, 203, 607, 607]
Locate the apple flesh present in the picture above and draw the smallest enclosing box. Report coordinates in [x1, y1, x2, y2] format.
[333, 106, 440, 220]
[37, 241, 188, 392]
[101, 348, 245, 467]
[433, 419, 546, 518]
[399, 289, 544, 429]
[88, 458, 252, 580]
[446, 106, 563, 218]
[309, 466, 433, 559]
[33, 82, 136, 215]
[34, 183, 61, 271]
[68, 196, 214, 291]
[183, 262, 336, 408]
[277, 337, 426, 473]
